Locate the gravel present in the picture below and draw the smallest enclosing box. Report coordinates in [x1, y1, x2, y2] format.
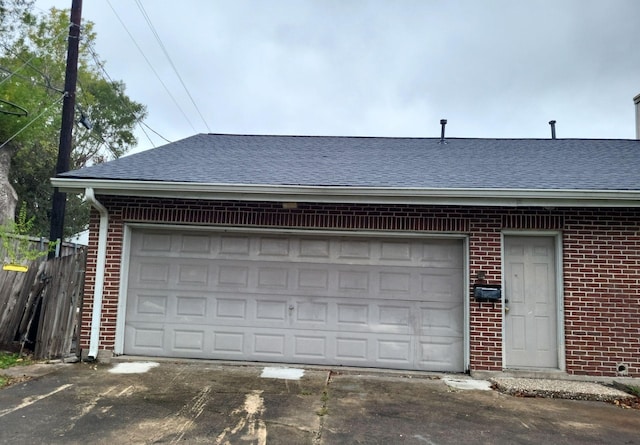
[490, 377, 635, 402]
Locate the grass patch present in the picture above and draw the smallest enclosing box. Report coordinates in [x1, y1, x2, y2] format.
[625, 385, 640, 397]
[0, 352, 33, 389]
[0, 352, 31, 369]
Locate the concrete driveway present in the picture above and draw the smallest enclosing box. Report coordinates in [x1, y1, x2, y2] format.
[0, 360, 637, 444]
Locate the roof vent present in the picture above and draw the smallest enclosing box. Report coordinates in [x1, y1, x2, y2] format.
[439, 119, 447, 144]
[634, 93, 640, 139]
[548, 120, 557, 139]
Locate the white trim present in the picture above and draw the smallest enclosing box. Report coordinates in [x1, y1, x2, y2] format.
[115, 223, 470, 371]
[554, 232, 566, 371]
[114, 224, 133, 355]
[50, 178, 640, 207]
[463, 235, 471, 373]
[84, 188, 109, 360]
[501, 231, 565, 371]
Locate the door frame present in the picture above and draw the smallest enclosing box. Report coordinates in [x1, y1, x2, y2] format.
[501, 230, 565, 371]
[115, 223, 470, 372]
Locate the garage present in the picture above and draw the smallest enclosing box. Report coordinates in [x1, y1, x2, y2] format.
[123, 229, 465, 371]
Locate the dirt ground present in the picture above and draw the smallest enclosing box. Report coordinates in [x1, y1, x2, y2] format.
[0, 360, 638, 444]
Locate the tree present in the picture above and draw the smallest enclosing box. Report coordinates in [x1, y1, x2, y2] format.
[0, 6, 146, 237]
[0, 0, 33, 40]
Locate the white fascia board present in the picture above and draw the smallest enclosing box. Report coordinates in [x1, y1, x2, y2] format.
[50, 177, 640, 207]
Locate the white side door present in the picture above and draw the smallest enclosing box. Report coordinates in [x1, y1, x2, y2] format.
[504, 235, 558, 369]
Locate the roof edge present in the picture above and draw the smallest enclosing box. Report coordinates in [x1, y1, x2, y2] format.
[50, 178, 640, 208]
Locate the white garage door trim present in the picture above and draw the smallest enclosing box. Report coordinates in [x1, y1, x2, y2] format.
[115, 224, 469, 371]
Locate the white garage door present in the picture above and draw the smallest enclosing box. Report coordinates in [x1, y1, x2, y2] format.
[124, 229, 465, 371]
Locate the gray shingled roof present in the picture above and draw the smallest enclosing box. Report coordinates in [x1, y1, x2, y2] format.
[60, 133, 640, 190]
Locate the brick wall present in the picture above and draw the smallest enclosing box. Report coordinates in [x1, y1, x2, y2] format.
[563, 210, 639, 376]
[81, 197, 639, 377]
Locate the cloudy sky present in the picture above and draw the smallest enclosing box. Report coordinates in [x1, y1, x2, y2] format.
[35, 0, 640, 155]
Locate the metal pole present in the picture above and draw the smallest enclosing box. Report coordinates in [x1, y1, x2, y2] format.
[49, 0, 83, 258]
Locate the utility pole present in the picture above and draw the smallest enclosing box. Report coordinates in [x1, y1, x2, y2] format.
[48, 0, 83, 258]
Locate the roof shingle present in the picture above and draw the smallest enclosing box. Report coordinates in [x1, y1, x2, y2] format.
[61, 133, 640, 191]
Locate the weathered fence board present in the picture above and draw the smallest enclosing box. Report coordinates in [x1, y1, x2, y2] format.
[0, 243, 86, 359]
[35, 252, 86, 359]
[0, 262, 41, 344]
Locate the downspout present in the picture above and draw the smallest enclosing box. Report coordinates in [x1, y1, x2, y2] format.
[84, 188, 108, 361]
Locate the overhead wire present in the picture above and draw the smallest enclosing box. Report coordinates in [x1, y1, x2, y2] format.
[106, 0, 198, 134]
[0, 93, 65, 150]
[0, 64, 64, 94]
[0, 27, 70, 92]
[0, 25, 70, 148]
[0, 49, 38, 87]
[133, 0, 212, 132]
[83, 39, 171, 148]
[3, 4, 172, 153]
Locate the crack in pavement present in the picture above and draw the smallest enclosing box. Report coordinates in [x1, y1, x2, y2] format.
[313, 370, 333, 445]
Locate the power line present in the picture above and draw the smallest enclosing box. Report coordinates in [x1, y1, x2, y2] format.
[0, 64, 64, 94]
[84, 40, 169, 148]
[140, 120, 170, 143]
[0, 93, 65, 150]
[0, 27, 70, 92]
[134, 0, 212, 132]
[106, 0, 198, 134]
[0, 49, 38, 87]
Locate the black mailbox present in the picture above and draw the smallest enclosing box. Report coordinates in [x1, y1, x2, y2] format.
[473, 284, 501, 302]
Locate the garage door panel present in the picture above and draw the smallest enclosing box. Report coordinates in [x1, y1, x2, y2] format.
[137, 262, 170, 285]
[420, 239, 464, 268]
[420, 270, 464, 301]
[293, 335, 328, 358]
[177, 263, 210, 286]
[179, 234, 212, 255]
[140, 232, 172, 252]
[125, 230, 465, 371]
[257, 237, 291, 256]
[125, 323, 166, 352]
[297, 268, 330, 290]
[418, 336, 464, 372]
[215, 297, 247, 320]
[419, 302, 464, 337]
[127, 293, 168, 320]
[380, 240, 412, 261]
[255, 298, 288, 322]
[293, 300, 329, 324]
[376, 304, 412, 332]
[253, 332, 287, 357]
[219, 235, 250, 255]
[175, 296, 207, 319]
[336, 303, 369, 326]
[377, 337, 412, 363]
[213, 331, 245, 355]
[299, 239, 330, 258]
[173, 329, 206, 353]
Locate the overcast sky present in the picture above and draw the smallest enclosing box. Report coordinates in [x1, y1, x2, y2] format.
[34, 0, 640, 155]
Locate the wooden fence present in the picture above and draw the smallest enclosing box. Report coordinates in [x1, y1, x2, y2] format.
[0, 240, 86, 359]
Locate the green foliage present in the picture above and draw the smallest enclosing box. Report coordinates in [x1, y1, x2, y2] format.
[0, 351, 30, 369]
[0, 351, 31, 387]
[0, 0, 34, 40]
[0, 202, 56, 264]
[1, 6, 146, 237]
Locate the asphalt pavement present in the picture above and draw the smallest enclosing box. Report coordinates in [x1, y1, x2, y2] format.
[0, 360, 638, 444]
